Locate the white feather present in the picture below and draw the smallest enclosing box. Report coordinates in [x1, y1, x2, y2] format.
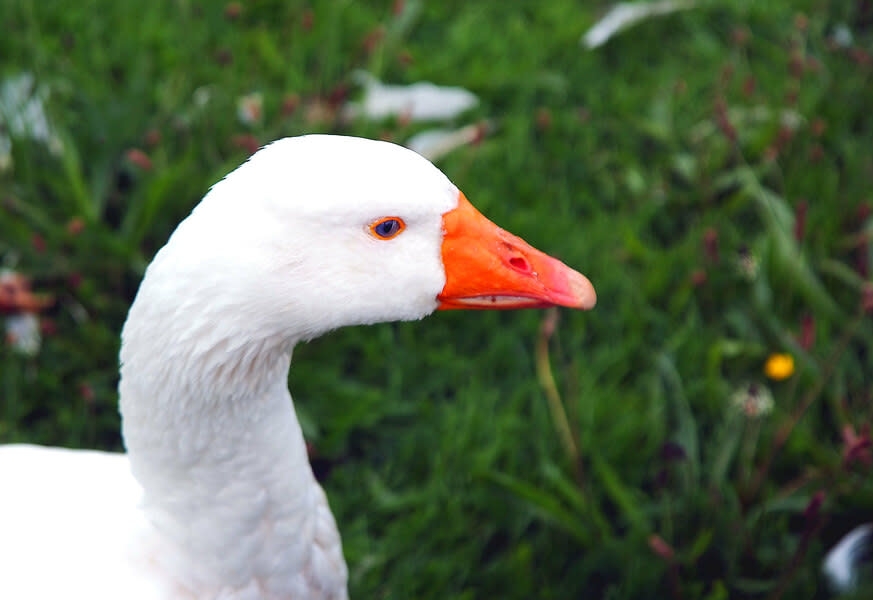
[0, 135, 460, 599]
[823, 523, 873, 593]
[345, 72, 478, 122]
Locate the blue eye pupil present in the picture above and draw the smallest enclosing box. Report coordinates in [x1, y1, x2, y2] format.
[376, 220, 397, 237]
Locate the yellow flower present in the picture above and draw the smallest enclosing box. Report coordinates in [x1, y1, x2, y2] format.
[764, 353, 794, 381]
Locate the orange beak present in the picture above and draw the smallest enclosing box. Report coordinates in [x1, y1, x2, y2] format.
[437, 192, 596, 311]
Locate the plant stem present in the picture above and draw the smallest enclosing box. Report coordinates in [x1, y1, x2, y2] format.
[536, 309, 581, 470]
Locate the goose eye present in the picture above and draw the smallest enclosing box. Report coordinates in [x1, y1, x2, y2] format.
[369, 217, 406, 240]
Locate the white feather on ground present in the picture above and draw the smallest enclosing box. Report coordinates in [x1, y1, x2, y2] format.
[823, 523, 873, 593]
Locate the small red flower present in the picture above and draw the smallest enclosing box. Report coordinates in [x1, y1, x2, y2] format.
[803, 490, 824, 524]
[703, 228, 719, 262]
[731, 27, 749, 47]
[224, 2, 242, 20]
[714, 97, 736, 143]
[842, 424, 872, 468]
[648, 535, 675, 561]
[281, 93, 300, 117]
[144, 129, 162, 147]
[327, 83, 350, 109]
[862, 284, 873, 314]
[231, 134, 260, 156]
[31, 233, 46, 254]
[794, 13, 808, 31]
[67, 272, 83, 290]
[361, 26, 385, 54]
[536, 108, 552, 131]
[301, 9, 314, 32]
[66, 217, 85, 236]
[794, 199, 807, 242]
[849, 48, 872, 67]
[79, 382, 95, 404]
[39, 318, 58, 336]
[789, 52, 805, 79]
[126, 148, 153, 171]
[398, 50, 414, 67]
[798, 313, 815, 350]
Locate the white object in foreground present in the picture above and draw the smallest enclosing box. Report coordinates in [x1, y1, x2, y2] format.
[0, 135, 595, 600]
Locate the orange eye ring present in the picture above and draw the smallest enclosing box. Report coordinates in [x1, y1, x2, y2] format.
[369, 217, 406, 240]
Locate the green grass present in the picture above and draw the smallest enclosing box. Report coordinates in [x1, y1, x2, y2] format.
[2, 0, 873, 597]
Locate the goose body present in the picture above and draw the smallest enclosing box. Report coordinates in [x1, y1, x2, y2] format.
[0, 135, 595, 599]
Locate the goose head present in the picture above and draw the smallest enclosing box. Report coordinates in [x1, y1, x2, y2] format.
[117, 135, 596, 596]
[123, 135, 595, 373]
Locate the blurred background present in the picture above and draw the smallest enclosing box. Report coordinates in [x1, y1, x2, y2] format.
[2, 0, 872, 597]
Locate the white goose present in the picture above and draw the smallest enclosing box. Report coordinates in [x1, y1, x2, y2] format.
[0, 135, 595, 600]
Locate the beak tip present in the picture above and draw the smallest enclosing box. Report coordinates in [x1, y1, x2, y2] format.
[567, 271, 597, 310]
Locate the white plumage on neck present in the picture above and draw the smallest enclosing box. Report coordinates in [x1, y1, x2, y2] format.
[0, 135, 460, 600]
[118, 136, 459, 598]
[120, 341, 337, 599]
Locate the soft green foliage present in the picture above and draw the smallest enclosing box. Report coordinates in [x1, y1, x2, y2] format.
[2, 0, 872, 597]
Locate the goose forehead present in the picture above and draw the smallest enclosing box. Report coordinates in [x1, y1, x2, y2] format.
[244, 135, 460, 218]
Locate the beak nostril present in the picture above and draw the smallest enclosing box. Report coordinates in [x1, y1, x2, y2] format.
[508, 256, 532, 273]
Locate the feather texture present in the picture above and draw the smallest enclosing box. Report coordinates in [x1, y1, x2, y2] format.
[0, 136, 458, 599]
